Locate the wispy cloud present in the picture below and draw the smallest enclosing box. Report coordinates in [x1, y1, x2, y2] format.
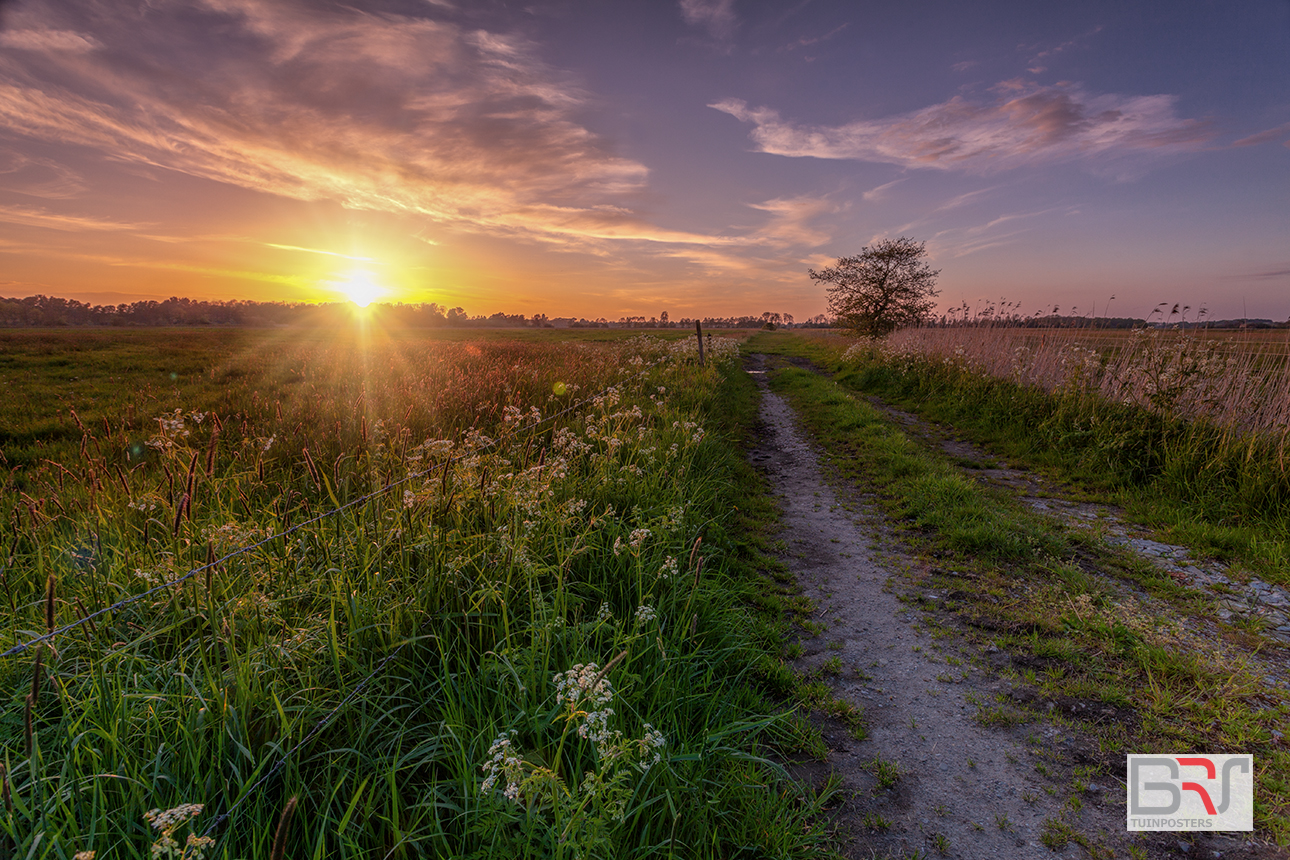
[0, 148, 86, 198]
[678, 0, 737, 42]
[1021, 25, 1103, 74]
[1233, 123, 1290, 147]
[861, 179, 904, 202]
[263, 243, 376, 261]
[712, 79, 1213, 173]
[0, 203, 147, 232]
[746, 194, 837, 246]
[780, 22, 848, 53]
[927, 207, 1072, 258]
[0, 28, 101, 52]
[0, 0, 655, 247]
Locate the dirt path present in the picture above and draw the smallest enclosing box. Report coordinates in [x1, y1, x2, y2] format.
[745, 355, 1267, 859]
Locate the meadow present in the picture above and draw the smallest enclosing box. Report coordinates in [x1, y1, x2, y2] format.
[0, 326, 827, 859]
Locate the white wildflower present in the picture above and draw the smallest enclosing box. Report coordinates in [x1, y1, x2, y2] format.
[553, 662, 613, 709]
[659, 556, 678, 580]
[480, 731, 525, 803]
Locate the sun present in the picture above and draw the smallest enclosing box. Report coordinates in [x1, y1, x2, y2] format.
[336, 269, 385, 307]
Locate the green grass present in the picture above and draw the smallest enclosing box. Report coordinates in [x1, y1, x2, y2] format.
[817, 332, 1290, 584]
[0, 329, 834, 859]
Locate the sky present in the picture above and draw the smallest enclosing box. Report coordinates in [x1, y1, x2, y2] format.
[0, 0, 1287, 322]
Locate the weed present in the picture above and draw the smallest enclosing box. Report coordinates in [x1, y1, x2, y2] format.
[867, 755, 903, 789]
[1040, 817, 1073, 850]
[861, 812, 891, 831]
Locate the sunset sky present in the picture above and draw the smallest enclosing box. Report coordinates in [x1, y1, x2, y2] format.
[1, 0, 1287, 321]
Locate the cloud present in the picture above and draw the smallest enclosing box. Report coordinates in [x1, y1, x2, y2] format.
[712, 79, 1214, 173]
[0, 148, 86, 198]
[0, 28, 100, 52]
[861, 179, 904, 202]
[780, 22, 848, 53]
[0, 203, 147, 231]
[1233, 123, 1290, 147]
[0, 0, 655, 247]
[679, 0, 737, 41]
[263, 243, 376, 261]
[951, 60, 978, 73]
[746, 194, 837, 247]
[927, 207, 1071, 257]
[1020, 25, 1103, 75]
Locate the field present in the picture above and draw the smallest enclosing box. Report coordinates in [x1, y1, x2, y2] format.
[7, 322, 1290, 858]
[0, 326, 829, 859]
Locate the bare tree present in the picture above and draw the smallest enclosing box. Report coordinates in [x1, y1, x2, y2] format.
[810, 237, 940, 337]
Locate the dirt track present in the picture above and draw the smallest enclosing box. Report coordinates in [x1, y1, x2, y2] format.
[746, 354, 1275, 859]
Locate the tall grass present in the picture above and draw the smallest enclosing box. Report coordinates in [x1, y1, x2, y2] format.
[1, 330, 828, 859]
[830, 325, 1290, 576]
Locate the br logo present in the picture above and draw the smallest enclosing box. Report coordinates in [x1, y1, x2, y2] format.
[1127, 755, 1253, 831]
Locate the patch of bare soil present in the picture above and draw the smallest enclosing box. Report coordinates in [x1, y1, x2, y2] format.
[746, 355, 1277, 859]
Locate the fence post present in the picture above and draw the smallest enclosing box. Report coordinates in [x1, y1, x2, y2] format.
[695, 320, 705, 365]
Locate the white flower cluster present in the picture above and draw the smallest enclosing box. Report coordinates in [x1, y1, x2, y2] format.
[639, 725, 667, 771]
[595, 602, 613, 623]
[147, 409, 192, 450]
[628, 528, 650, 549]
[553, 663, 613, 709]
[659, 556, 678, 581]
[480, 731, 525, 802]
[634, 604, 657, 624]
[143, 803, 213, 859]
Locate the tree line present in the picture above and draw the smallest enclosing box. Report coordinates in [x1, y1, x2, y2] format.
[0, 295, 827, 329]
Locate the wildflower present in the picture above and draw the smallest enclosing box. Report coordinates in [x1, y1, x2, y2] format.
[659, 556, 678, 580]
[403, 489, 415, 509]
[638, 724, 667, 771]
[634, 604, 657, 624]
[612, 536, 623, 557]
[628, 528, 650, 549]
[74, 853, 96, 860]
[144, 803, 209, 859]
[553, 662, 613, 709]
[595, 603, 613, 624]
[480, 731, 526, 803]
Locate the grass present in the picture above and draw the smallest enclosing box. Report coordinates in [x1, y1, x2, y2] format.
[743, 331, 1290, 843]
[0, 327, 834, 859]
[833, 327, 1290, 583]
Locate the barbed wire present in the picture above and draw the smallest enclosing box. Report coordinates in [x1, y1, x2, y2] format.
[2, 350, 681, 660]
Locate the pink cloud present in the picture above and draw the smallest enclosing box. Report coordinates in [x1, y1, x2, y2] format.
[712, 80, 1214, 173]
[0, 0, 653, 246]
[679, 0, 737, 41]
